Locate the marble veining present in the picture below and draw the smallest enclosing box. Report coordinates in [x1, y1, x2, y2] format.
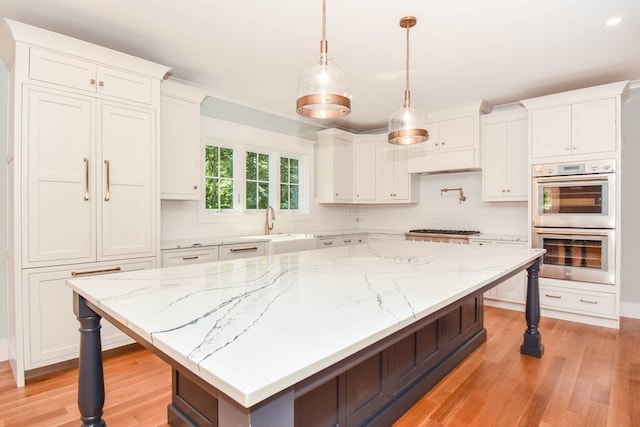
[67, 240, 543, 407]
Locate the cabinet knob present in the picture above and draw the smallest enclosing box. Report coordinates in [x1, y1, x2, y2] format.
[507, 189, 511, 193]
[441, 141, 445, 145]
[98, 81, 104, 87]
[193, 185, 198, 190]
[90, 78, 96, 85]
[502, 189, 506, 193]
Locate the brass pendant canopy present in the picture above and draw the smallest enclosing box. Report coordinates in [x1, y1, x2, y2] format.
[388, 16, 428, 145]
[296, 0, 351, 118]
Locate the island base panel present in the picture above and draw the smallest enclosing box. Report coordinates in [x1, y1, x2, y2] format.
[169, 294, 484, 427]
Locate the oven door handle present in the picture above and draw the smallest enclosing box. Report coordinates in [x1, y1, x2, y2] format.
[535, 231, 610, 237]
[534, 176, 610, 184]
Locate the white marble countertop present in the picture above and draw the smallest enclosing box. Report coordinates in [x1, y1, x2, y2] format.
[67, 241, 543, 408]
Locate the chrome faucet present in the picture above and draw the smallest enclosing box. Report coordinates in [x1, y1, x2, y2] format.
[265, 205, 276, 235]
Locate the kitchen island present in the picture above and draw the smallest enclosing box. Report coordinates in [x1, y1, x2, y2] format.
[68, 240, 544, 427]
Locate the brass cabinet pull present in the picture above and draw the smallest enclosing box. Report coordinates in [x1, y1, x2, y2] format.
[98, 81, 104, 87]
[580, 299, 599, 304]
[104, 160, 110, 201]
[71, 267, 122, 276]
[182, 256, 199, 260]
[83, 158, 89, 201]
[323, 241, 333, 246]
[229, 247, 258, 253]
[545, 294, 562, 299]
[343, 240, 352, 243]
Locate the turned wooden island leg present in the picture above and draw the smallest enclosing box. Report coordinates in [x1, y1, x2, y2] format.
[74, 293, 107, 427]
[521, 258, 544, 358]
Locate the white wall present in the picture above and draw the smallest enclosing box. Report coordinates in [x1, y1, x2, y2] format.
[620, 87, 640, 316]
[0, 64, 7, 351]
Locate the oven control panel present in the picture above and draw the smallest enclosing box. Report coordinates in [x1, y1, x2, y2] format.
[532, 159, 616, 177]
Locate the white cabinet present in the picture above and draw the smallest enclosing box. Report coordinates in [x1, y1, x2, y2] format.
[23, 86, 156, 267]
[29, 47, 153, 105]
[354, 136, 377, 202]
[160, 80, 207, 200]
[317, 234, 366, 249]
[522, 81, 628, 161]
[407, 100, 491, 173]
[316, 128, 354, 203]
[23, 259, 153, 369]
[469, 237, 526, 304]
[162, 247, 219, 267]
[219, 242, 266, 260]
[378, 142, 418, 202]
[481, 110, 528, 201]
[1, 19, 170, 386]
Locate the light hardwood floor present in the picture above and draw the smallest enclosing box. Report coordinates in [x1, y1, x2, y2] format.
[0, 307, 638, 426]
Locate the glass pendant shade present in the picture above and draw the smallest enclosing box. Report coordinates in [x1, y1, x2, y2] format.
[388, 102, 429, 145]
[388, 16, 428, 145]
[296, 0, 351, 119]
[297, 53, 351, 118]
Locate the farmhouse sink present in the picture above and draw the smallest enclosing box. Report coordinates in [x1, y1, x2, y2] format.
[243, 233, 318, 255]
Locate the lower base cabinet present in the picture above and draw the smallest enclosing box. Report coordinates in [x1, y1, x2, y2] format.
[469, 238, 526, 304]
[168, 294, 484, 427]
[23, 258, 154, 371]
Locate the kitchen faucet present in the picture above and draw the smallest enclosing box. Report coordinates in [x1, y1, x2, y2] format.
[440, 187, 466, 203]
[265, 206, 276, 235]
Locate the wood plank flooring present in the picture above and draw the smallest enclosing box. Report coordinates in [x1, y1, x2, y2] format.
[0, 307, 638, 426]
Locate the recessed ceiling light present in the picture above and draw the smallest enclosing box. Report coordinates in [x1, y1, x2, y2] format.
[606, 16, 622, 26]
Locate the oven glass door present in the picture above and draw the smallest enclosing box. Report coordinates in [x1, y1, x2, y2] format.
[533, 228, 614, 285]
[532, 174, 614, 228]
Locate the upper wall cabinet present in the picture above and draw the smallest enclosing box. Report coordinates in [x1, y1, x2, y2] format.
[521, 81, 629, 161]
[316, 128, 355, 203]
[481, 109, 528, 201]
[160, 80, 208, 200]
[407, 100, 492, 174]
[316, 130, 419, 204]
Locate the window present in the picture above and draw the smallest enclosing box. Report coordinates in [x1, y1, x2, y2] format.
[280, 157, 299, 210]
[245, 151, 269, 209]
[204, 145, 234, 210]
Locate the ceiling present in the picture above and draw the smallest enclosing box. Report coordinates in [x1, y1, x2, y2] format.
[1, 0, 639, 139]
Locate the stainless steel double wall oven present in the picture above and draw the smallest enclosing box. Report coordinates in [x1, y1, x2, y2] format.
[531, 159, 616, 284]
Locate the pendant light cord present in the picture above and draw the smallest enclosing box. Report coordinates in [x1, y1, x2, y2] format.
[404, 23, 411, 109]
[320, 0, 328, 62]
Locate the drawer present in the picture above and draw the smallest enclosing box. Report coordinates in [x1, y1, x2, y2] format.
[540, 286, 615, 317]
[219, 242, 265, 260]
[162, 247, 219, 267]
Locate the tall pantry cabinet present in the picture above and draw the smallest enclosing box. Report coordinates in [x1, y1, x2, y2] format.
[0, 19, 170, 386]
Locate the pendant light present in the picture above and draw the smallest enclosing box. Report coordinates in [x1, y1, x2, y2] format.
[388, 16, 428, 145]
[296, 0, 351, 119]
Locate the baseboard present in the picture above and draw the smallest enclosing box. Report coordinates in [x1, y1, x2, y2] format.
[0, 339, 7, 362]
[620, 300, 640, 319]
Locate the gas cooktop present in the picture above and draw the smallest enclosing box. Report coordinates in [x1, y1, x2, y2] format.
[408, 229, 481, 235]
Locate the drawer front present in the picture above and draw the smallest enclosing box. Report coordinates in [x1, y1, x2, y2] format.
[96, 65, 153, 104]
[540, 286, 615, 317]
[219, 242, 265, 260]
[162, 248, 219, 267]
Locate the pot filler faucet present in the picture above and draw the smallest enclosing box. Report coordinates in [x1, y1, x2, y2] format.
[265, 206, 276, 235]
[441, 187, 466, 203]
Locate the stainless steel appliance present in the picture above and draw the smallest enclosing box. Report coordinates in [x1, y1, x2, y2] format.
[405, 229, 480, 244]
[532, 228, 615, 284]
[531, 159, 616, 285]
[532, 159, 616, 229]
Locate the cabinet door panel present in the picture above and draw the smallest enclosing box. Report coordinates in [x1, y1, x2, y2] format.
[24, 87, 95, 266]
[482, 122, 508, 199]
[531, 105, 571, 158]
[572, 98, 616, 155]
[99, 103, 155, 259]
[505, 119, 529, 198]
[354, 140, 377, 201]
[440, 115, 474, 149]
[161, 95, 201, 200]
[24, 260, 152, 369]
[96, 66, 153, 104]
[29, 47, 96, 92]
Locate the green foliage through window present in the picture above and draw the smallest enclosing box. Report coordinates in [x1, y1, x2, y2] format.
[246, 151, 269, 209]
[205, 145, 234, 210]
[280, 157, 299, 210]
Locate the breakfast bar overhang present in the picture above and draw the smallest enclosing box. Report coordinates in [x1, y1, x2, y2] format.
[68, 241, 545, 427]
